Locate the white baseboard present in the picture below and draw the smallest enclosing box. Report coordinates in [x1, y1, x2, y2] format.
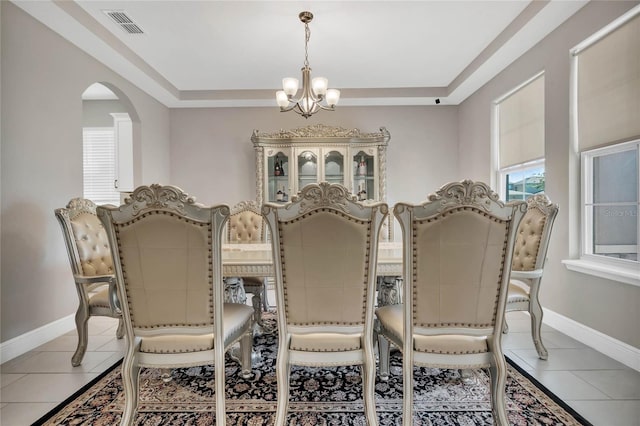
[0, 314, 75, 364]
[543, 308, 640, 371]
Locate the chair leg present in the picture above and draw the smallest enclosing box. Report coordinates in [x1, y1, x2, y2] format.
[239, 329, 253, 378]
[119, 351, 140, 426]
[488, 350, 509, 426]
[274, 344, 290, 426]
[116, 318, 125, 339]
[377, 333, 391, 381]
[362, 345, 378, 425]
[402, 354, 413, 426]
[502, 319, 509, 334]
[72, 307, 89, 367]
[529, 300, 548, 360]
[261, 280, 270, 311]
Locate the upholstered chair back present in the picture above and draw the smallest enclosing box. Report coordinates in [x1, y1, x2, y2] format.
[228, 201, 265, 243]
[97, 185, 229, 333]
[57, 198, 113, 277]
[411, 209, 512, 329]
[278, 208, 371, 326]
[511, 194, 558, 272]
[112, 212, 213, 329]
[395, 180, 526, 333]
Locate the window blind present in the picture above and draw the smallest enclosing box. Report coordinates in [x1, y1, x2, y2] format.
[498, 74, 545, 169]
[576, 13, 640, 151]
[83, 127, 120, 206]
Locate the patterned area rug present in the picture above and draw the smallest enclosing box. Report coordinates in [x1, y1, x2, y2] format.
[35, 314, 590, 425]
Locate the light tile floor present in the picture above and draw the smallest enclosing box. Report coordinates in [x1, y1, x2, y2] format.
[1, 310, 639, 425]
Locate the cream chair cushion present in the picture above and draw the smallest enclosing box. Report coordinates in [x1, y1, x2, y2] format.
[511, 207, 547, 271]
[229, 209, 263, 242]
[71, 212, 114, 276]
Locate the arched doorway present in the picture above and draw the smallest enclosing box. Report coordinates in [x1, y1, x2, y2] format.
[81, 82, 140, 204]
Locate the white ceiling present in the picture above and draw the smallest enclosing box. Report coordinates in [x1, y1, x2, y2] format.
[14, 0, 589, 107]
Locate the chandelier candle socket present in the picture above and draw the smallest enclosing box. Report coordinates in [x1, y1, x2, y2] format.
[276, 11, 340, 118]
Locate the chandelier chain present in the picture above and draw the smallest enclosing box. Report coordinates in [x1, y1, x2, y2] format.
[304, 23, 310, 68]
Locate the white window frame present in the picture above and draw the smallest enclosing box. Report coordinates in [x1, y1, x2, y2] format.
[497, 158, 545, 202]
[580, 140, 639, 266]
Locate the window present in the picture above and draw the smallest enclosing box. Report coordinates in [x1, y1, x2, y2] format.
[82, 127, 120, 205]
[499, 160, 545, 202]
[582, 140, 639, 263]
[494, 72, 545, 201]
[563, 6, 640, 286]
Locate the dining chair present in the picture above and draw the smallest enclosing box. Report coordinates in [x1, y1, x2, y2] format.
[505, 193, 558, 360]
[376, 180, 525, 426]
[226, 200, 272, 331]
[55, 197, 123, 367]
[97, 184, 254, 426]
[263, 182, 388, 425]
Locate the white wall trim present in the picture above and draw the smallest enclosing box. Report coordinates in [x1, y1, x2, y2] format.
[0, 314, 75, 363]
[543, 308, 640, 371]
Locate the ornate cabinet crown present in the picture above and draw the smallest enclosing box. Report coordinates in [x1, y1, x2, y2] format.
[251, 124, 391, 239]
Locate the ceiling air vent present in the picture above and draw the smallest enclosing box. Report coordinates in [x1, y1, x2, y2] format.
[103, 10, 144, 34]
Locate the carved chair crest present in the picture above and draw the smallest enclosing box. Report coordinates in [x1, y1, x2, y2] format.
[289, 182, 359, 215]
[427, 179, 504, 212]
[122, 184, 210, 217]
[525, 193, 557, 216]
[61, 197, 98, 220]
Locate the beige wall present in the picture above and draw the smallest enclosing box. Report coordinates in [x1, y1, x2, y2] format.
[459, 0, 640, 347]
[0, 2, 171, 342]
[2, 0, 638, 355]
[169, 106, 459, 209]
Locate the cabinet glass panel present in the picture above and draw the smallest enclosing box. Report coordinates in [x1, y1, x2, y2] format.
[324, 150, 344, 184]
[353, 151, 374, 201]
[298, 150, 318, 189]
[268, 152, 289, 203]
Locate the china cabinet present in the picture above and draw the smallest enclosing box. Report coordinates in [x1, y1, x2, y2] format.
[251, 124, 391, 240]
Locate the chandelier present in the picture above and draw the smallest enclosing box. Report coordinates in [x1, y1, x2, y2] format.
[276, 11, 340, 118]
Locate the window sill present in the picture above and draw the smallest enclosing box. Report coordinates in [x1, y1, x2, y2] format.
[562, 259, 639, 287]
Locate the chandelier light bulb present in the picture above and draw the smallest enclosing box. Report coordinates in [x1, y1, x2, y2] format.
[326, 89, 340, 107]
[276, 91, 289, 108]
[312, 77, 328, 96]
[282, 78, 299, 96]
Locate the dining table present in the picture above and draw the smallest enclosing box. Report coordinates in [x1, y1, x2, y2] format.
[222, 241, 404, 308]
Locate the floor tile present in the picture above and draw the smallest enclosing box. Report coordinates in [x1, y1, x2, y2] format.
[0, 352, 39, 373]
[35, 334, 115, 352]
[572, 369, 640, 399]
[502, 332, 542, 350]
[540, 330, 588, 349]
[0, 374, 26, 389]
[532, 370, 610, 400]
[511, 347, 628, 371]
[94, 336, 126, 352]
[0, 402, 58, 426]
[1, 373, 98, 402]
[565, 399, 640, 426]
[0, 351, 116, 374]
[90, 352, 123, 373]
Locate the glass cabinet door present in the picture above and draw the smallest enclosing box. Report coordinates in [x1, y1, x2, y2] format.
[297, 150, 318, 190]
[268, 151, 289, 202]
[353, 150, 374, 201]
[324, 150, 344, 185]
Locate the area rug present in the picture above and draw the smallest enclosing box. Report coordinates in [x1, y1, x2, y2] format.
[34, 314, 591, 425]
